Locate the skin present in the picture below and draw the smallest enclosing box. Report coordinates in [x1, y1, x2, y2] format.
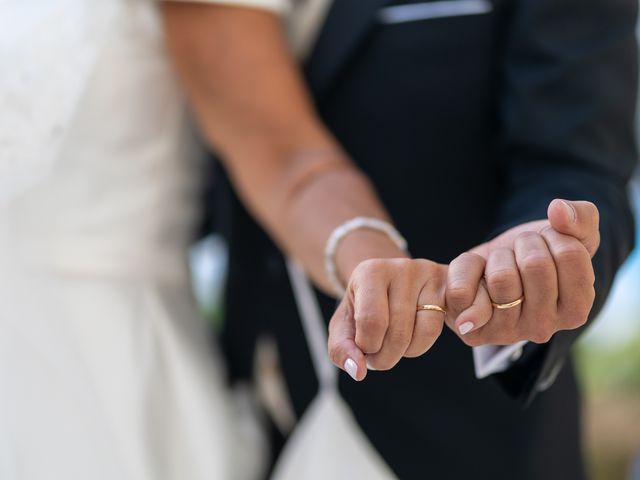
[161, 4, 600, 382]
[161, 3, 406, 295]
[328, 199, 599, 380]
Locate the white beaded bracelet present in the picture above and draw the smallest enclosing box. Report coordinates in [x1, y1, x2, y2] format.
[324, 217, 408, 298]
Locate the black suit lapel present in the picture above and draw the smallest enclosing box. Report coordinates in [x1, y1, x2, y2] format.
[304, 0, 390, 98]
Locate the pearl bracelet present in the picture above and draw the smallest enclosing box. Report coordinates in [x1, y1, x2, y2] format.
[324, 217, 408, 298]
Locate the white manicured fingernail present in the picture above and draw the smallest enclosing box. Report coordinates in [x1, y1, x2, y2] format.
[344, 358, 358, 380]
[366, 360, 377, 371]
[458, 322, 475, 335]
[561, 200, 577, 223]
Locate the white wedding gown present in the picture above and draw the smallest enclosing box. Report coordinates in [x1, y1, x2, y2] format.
[0, 1, 263, 479]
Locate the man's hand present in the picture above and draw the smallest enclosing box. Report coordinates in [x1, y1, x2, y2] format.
[446, 199, 599, 346]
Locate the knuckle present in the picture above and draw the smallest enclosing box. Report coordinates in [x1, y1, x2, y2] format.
[458, 251, 482, 264]
[415, 323, 444, 349]
[531, 331, 553, 344]
[586, 201, 600, 226]
[405, 335, 440, 358]
[414, 257, 436, 268]
[354, 258, 384, 278]
[446, 283, 475, 307]
[376, 363, 395, 372]
[451, 252, 484, 272]
[356, 257, 406, 279]
[529, 322, 554, 344]
[593, 231, 601, 252]
[412, 258, 438, 275]
[562, 308, 589, 330]
[516, 231, 542, 243]
[355, 334, 382, 354]
[539, 225, 555, 236]
[492, 247, 517, 260]
[423, 320, 444, 340]
[559, 289, 595, 330]
[572, 269, 596, 292]
[529, 332, 544, 344]
[520, 254, 554, 276]
[391, 257, 412, 270]
[554, 243, 588, 265]
[354, 315, 386, 343]
[403, 348, 424, 359]
[362, 257, 385, 269]
[369, 356, 397, 372]
[387, 327, 412, 349]
[586, 285, 596, 305]
[354, 310, 385, 329]
[486, 268, 520, 294]
[328, 344, 341, 365]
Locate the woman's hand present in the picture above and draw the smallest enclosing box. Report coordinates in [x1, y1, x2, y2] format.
[328, 258, 448, 381]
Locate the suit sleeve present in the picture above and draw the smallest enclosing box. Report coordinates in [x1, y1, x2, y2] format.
[490, 0, 639, 403]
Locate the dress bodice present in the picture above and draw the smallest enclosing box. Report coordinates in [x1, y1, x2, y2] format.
[0, 4, 266, 480]
[0, 0, 201, 280]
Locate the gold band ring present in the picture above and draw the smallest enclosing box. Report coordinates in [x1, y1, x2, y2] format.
[491, 296, 525, 310]
[416, 304, 447, 315]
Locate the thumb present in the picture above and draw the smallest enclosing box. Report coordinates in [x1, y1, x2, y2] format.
[327, 300, 367, 381]
[547, 199, 601, 257]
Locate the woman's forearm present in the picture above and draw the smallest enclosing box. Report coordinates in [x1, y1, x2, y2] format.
[161, 3, 406, 293]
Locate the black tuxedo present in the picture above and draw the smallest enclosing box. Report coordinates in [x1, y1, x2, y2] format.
[214, 1, 638, 478]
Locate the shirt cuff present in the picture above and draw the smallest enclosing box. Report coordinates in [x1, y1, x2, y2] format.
[472, 341, 528, 379]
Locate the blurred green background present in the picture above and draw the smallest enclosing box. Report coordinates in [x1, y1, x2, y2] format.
[576, 172, 640, 480]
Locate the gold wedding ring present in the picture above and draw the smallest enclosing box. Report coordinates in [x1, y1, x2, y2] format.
[416, 304, 447, 315]
[491, 296, 525, 310]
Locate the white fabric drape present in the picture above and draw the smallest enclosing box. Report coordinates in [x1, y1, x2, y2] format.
[0, 1, 265, 478]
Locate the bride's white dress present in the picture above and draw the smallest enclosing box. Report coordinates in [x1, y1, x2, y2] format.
[0, 1, 262, 478]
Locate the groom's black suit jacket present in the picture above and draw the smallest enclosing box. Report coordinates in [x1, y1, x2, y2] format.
[213, 0, 638, 478]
